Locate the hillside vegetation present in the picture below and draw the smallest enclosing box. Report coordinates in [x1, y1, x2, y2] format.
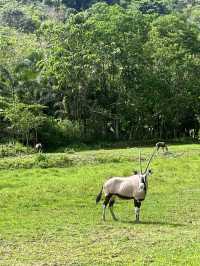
[0, 0, 200, 147]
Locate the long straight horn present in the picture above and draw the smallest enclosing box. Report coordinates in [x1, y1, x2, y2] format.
[139, 150, 143, 174]
[144, 148, 157, 173]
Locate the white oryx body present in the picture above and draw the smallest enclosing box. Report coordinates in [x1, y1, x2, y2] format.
[103, 174, 147, 201]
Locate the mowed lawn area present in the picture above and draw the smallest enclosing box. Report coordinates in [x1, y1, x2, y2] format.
[0, 145, 199, 265]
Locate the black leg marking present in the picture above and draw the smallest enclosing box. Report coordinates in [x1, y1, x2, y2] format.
[109, 198, 115, 207]
[102, 193, 112, 221]
[109, 198, 117, 221]
[134, 199, 141, 223]
[134, 199, 141, 208]
[103, 194, 112, 207]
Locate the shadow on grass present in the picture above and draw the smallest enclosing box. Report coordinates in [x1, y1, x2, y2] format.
[120, 220, 185, 227]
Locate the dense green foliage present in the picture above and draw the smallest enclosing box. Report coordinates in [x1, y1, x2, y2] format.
[0, 145, 199, 264]
[0, 1, 200, 147]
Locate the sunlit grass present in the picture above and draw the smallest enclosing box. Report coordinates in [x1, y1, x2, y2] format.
[0, 144, 199, 265]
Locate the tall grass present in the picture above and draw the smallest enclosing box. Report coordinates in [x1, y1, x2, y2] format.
[0, 143, 199, 170]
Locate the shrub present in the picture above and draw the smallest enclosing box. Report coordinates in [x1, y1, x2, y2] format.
[38, 118, 83, 149]
[1, 8, 38, 33]
[64, 147, 75, 154]
[0, 142, 34, 157]
[34, 153, 48, 163]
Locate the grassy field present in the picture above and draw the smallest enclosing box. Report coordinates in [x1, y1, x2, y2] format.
[0, 144, 200, 265]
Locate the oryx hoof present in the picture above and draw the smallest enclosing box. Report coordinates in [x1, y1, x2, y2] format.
[135, 219, 140, 224]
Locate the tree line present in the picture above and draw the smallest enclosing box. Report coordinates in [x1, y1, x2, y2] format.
[0, 0, 200, 147]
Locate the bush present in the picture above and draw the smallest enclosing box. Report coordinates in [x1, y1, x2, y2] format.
[0, 142, 34, 157]
[1, 8, 38, 32]
[34, 153, 48, 163]
[38, 118, 83, 149]
[58, 119, 82, 140]
[64, 147, 75, 154]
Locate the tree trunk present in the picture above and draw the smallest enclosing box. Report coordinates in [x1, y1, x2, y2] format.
[115, 119, 119, 140]
[35, 129, 38, 145]
[26, 132, 29, 146]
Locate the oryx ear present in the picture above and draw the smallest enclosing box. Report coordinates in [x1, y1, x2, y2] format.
[148, 169, 152, 175]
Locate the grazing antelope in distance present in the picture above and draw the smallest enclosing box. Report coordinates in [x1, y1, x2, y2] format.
[96, 148, 157, 222]
[156, 141, 168, 152]
[35, 143, 43, 153]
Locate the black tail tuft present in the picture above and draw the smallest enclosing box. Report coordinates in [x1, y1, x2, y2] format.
[96, 186, 103, 204]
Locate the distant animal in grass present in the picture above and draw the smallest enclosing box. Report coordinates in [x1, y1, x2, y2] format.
[96, 148, 157, 222]
[156, 142, 168, 152]
[35, 143, 43, 153]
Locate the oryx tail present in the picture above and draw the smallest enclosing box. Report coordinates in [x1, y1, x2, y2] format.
[96, 186, 103, 204]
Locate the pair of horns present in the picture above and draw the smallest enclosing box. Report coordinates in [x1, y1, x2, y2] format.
[139, 147, 157, 174]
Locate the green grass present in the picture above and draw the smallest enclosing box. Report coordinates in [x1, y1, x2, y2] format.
[0, 145, 200, 265]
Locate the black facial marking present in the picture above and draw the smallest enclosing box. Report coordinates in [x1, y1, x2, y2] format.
[141, 176, 147, 192]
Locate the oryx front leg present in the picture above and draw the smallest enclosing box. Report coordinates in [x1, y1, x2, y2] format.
[109, 197, 117, 221]
[134, 199, 141, 223]
[102, 194, 111, 221]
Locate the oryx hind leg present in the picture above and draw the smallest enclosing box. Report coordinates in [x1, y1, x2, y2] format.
[109, 196, 117, 221]
[102, 193, 112, 221]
